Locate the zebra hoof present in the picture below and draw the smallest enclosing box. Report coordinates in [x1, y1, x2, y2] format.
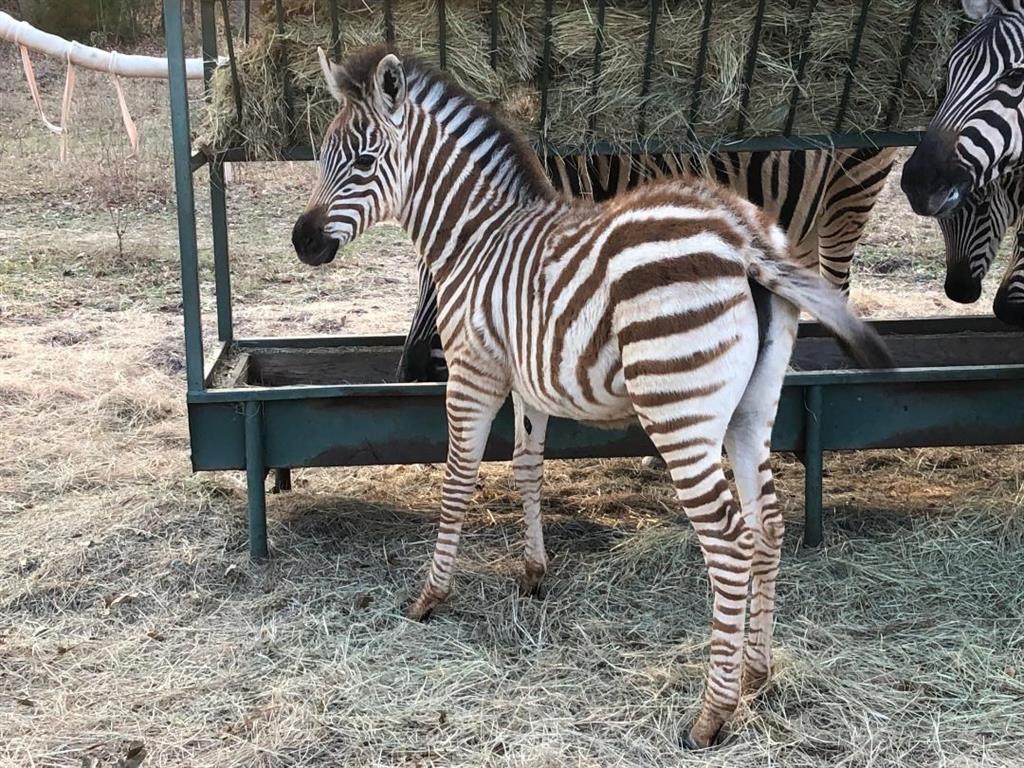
[518, 577, 546, 600]
[681, 732, 718, 751]
[518, 562, 547, 599]
[682, 722, 722, 750]
[681, 735, 702, 751]
[402, 598, 434, 622]
[403, 587, 448, 622]
[742, 668, 771, 697]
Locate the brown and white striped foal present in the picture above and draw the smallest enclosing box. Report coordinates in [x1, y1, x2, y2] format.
[292, 46, 892, 748]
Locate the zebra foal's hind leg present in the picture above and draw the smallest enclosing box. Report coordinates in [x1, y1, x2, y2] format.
[511, 392, 550, 597]
[725, 298, 796, 695]
[404, 358, 508, 621]
[644, 424, 753, 749]
[625, 386, 753, 747]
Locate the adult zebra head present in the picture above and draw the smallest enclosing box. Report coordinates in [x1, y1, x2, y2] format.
[939, 168, 1021, 300]
[938, 168, 1024, 324]
[902, 0, 1024, 217]
[292, 47, 408, 266]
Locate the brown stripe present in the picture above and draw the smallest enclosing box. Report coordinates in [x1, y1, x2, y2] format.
[644, 413, 714, 436]
[629, 381, 725, 408]
[624, 336, 740, 380]
[666, 452, 709, 471]
[658, 437, 716, 455]
[673, 462, 722, 491]
[612, 252, 746, 305]
[617, 293, 747, 346]
[683, 479, 731, 510]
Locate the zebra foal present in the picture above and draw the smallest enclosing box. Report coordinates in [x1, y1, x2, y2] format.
[292, 46, 892, 749]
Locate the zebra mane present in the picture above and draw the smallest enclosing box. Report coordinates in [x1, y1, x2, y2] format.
[331, 44, 558, 204]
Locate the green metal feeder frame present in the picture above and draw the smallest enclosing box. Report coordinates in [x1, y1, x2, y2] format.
[164, 0, 1024, 560]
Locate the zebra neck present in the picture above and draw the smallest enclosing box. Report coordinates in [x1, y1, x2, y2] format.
[396, 76, 560, 272]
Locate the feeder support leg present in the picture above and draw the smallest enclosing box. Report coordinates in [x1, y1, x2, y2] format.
[803, 385, 824, 547]
[244, 401, 268, 560]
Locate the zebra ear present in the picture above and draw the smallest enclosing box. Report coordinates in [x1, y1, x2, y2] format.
[962, 0, 993, 19]
[318, 47, 345, 103]
[374, 53, 407, 123]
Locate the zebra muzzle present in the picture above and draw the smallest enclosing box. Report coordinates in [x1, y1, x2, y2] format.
[292, 208, 340, 266]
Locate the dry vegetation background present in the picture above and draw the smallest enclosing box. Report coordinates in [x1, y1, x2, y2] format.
[1, 37, 1023, 768]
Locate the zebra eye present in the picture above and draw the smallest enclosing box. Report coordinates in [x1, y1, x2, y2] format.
[353, 154, 375, 171]
[999, 68, 1024, 86]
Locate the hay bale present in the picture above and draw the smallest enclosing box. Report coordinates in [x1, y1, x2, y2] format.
[198, 0, 963, 158]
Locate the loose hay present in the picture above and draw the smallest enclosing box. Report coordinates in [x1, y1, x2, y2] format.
[4, 441, 1023, 766]
[200, 0, 963, 158]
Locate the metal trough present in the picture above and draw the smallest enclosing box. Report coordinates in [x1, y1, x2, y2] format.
[191, 318, 1024, 558]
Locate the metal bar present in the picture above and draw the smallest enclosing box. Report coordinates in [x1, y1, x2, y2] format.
[200, 0, 217, 96]
[383, 0, 395, 44]
[330, 0, 340, 59]
[189, 362, 1024, 405]
[226, 316, 1018, 349]
[688, 0, 714, 134]
[587, 0, 607, 135]
[637, 0, 660, 138]
[537, 130, 925, 156]
[244, 0, 250, 45]
[208, 129, 926, 163]
[190, 150, 210, 171]
[537, 0, 555, 140]
[274, 0, 294, 144]
[489, 0, 499, 70]
[245, 401, 268, 560]
[202, 340, 231, 386]
[164, 0, 205, 393]
[735, 0, 768, 134]
[883, 0, 927, 128]
[783, 0, 820, 135]
[191, 362, 1024, 403]
[437, 0, 447, 69]
[803, 385, 824, 547]
[217, 0, 240, 115]
[234, 334, 408, 349]
[834, 0, 873, 133]
[209, 161, 234, 342]
[200, 7, 233, 342]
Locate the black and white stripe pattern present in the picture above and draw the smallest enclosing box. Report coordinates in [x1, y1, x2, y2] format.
[939, 168, 1024, 323]
[397, 147, 896, 382]
[903, 1, 1024, 216]
[293, 46, 891, 749]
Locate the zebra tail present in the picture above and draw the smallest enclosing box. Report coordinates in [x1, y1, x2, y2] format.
[746, 249, 895, 370]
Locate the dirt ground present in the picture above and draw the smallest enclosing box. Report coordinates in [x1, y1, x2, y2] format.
[1, 45, 1023, 768]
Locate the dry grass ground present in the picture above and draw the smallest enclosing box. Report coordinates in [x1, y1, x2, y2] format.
[1, 44, 1022, 768]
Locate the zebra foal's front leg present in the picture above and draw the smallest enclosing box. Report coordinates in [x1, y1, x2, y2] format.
[511, 392, 550, 597]
[404, 360, 508, 621]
